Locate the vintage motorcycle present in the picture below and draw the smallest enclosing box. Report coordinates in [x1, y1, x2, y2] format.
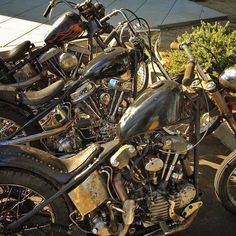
[0, 0, 170, 155]
[0, 42, 153, 155]
[0, 47, 205, 235]
[0, 0, 108, 87]
[215, 148, 236, 216]
[1, 40, 232, 236]
[0, 37, 224, 157]
[213, 65, 236, 215]
[0, 0, 165, 89]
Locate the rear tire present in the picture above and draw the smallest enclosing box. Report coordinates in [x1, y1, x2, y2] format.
[0, 168, 69, 235]
[214, 150, 236, 215]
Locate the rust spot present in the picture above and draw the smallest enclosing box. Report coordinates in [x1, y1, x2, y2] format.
[148, 120, 159, 131]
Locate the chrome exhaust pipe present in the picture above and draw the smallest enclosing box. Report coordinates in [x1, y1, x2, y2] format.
[149, 211, 198, 236]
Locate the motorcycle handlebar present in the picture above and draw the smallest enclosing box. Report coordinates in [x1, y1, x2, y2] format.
[182, 61, 195, 86]
[170, 41, 196, 86]
[100, 10, 119, 23]
[43, 3, 52, 18]
[170, 42, 181, 50]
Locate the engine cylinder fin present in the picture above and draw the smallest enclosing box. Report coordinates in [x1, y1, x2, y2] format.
[147, 183, 196, 223]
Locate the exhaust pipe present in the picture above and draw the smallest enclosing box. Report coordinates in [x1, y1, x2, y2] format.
[150, 211, 198, 236]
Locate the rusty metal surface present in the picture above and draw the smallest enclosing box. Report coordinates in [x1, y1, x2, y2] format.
[68, 171, 108, 217]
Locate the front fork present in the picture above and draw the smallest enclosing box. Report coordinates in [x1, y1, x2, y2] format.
[210, 90, 236, 135]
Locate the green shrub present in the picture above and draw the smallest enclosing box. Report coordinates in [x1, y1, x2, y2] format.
[167, 21, 236, 77]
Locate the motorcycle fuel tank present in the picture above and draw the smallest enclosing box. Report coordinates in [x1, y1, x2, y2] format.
[219, 65, 236, 92]
[117, 80, 183, 140]
[44, 12, 84, 44]
[83, 47, 131, 81]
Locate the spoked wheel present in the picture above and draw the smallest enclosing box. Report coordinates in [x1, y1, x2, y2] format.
[136, 61, 148, 94]
[0, 105, 42, 147]
[215, 151, 236, 215]
[0, 169, 69, 235]
[227, 169, 236, 206]
[0, 117, 26, 141]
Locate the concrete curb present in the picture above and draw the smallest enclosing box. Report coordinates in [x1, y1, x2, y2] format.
[157, 15, 228, 29]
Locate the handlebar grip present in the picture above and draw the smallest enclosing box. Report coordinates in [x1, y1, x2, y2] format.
[170, 42, 181, 50]
[100, 11, 118, 23]
[43, 4, 52, 18]
[182, 61, 195, 86]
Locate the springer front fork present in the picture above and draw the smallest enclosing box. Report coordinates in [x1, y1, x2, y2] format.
[210, 90, 236, 135]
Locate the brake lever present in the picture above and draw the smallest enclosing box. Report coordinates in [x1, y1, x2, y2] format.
[49, 5, 56, 20]
[43, 0, 57, 18]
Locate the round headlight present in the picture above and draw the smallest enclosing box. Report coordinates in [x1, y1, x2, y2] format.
[59, 52, 78, 71]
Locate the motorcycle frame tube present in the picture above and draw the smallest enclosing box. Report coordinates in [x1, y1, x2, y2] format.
[6, 76, 88, 140]
[6, 144, 118, 232]
[6, 44, 53, 76]
[193, 95, 200, 195]
[210, 90, 236, 134]
[0, 121, 73, 145]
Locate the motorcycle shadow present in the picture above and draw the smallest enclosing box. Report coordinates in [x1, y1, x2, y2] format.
[176, 135, 236, 236]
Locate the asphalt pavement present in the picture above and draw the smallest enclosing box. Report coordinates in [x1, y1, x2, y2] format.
[177, 135, 236, 236]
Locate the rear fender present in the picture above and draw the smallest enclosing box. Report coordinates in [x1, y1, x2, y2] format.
[0, 145, 68, 186]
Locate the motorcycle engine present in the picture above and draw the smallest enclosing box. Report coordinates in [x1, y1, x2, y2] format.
[70, 79, 130, 142]
[122, 142, 197, 227]
[145, 182, 196, 225]
[38, 44, 90, 80]
[39, 104, 83, 154]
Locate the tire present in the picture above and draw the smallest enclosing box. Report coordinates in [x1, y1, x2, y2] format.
[136, 61, 149, 94]
[214, 150, 236, 215]
[0, 104, 42, 148]
[0, 168, 69, 235]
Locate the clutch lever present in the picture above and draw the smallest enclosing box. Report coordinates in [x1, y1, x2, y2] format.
[43, 0, 57, 18]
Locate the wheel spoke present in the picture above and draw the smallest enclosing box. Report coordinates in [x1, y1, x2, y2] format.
[0, 184, 55, 235]
[227, 168, 236, 206]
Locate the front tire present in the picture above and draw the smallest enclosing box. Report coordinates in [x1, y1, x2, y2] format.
[214, 150, 236, 215]
[0, 168, 69, 235]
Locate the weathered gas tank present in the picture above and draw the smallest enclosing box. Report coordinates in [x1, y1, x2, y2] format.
[83, 47, 131, 81]
[45, 12, 84, 44]
[117, 80, 183, 140]
[219, 65, 236, 92]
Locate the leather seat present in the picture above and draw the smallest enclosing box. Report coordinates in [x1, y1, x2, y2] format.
[62, 144, 102, 173]
[2, 41, 32, 63]
[20, 80, 65, 106]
